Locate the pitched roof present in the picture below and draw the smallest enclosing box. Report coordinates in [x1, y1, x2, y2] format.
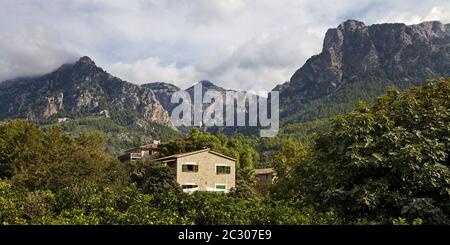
[153, 148, 236, 162]
[254, 168, 274, 175]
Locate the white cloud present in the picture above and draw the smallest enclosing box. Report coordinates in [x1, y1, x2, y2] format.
[180, 0, 246, 21]
[0, 0, 449, 90]
[425, 6, 450, 23]
[0, 25, 77, 81]
[108, 58, 199, 88]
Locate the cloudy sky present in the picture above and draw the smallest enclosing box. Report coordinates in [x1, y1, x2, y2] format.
[1, 0, 449, 91]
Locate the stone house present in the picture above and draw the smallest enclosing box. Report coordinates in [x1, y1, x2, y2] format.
[118, 140, 160, 162]
[153, 148, 236, 193]
[254, 168, 275, 184]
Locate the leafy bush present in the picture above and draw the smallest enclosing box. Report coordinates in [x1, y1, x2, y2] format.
[291, 78, 450, 224]
[0, 120, 126, 191]
[129, 161, 183, 195]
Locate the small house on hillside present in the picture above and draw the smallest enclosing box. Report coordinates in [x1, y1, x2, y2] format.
[118, 140, 160, 162]
[153, 148, 236, 193]
[254, 168, 275, 184]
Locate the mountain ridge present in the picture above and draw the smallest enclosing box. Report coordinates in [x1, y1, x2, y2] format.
[274, 19, 450, 123]
[1, 19, 449, 139]
[0, 56, 174, 129]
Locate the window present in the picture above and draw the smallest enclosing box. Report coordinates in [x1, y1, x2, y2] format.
[215, 184, 226, 193]
[216, 165, 231, 175]
[182, 164, 198, 172]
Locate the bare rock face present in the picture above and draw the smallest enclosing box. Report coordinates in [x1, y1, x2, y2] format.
[141, 82, 182, 114]
[41, 92, 64, 118]
[275, 20, 450, 114]
[139, 88, 174, 127]
[0, 56, 174, 129]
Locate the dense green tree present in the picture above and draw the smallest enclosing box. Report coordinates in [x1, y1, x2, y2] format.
[0, 180, 27, 224]
[0, 120, 126, 191]
[270, 138, 310, 199]
[229, 168, 261, 199]
[1, 178, 342, 225]
[294, 78, 450, 224]
[129, 161, 183, 195]
[2, 78, 450, 225]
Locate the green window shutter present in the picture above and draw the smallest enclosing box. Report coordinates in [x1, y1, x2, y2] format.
[216, 166, 219, 174]
[216, 185, 226, 190]
[182, 165, 187, 172]
[194, 165, 199, 172]
[226, 166, 231, 174]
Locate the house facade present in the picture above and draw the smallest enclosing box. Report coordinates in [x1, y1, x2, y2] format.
[153, 149, 236, 193]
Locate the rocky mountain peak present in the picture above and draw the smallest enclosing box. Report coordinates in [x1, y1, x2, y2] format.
[276, 19, 450, 120]
[196, 80, 224, 91]
[338, 19, 366, 31]
[186, 80, 227, 97]
[411, 21, 449, 38]
[76, 56, 96, 66]
[70, 56, 99, 74]
[323, 20, 368, 52]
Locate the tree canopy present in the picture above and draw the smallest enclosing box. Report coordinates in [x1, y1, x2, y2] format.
[1, 78, 450, 225]
[282, 78, 450, 224]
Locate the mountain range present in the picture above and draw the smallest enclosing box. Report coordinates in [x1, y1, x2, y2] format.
[0, 19, 449, 151]
[143, 80, 261, 135]
[0, 56, 180, 154]
[275, 20, 450, 123]
[0, 56, 173, 128]
[142, 80, 233, 114]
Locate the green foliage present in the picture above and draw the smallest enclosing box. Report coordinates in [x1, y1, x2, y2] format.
[109, 108, 141, 127]
[0, 120, 126, 191]
[270, 138, 310, 199]
[282, 79, 394, 125]
[42, 116, 181, 155]
[280, 118, 331, 141]
[0, 120, 340, 225]
[128, 161, 183, 195]
[0, 180, 27, 224]
[392, 217, 423, 225]
[289, 78, 450, 224]
[0, 178, 341, 225]
[183, 193, 340, 225]
[230, 168, 261, 199]
[2, 78, 450, 225]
